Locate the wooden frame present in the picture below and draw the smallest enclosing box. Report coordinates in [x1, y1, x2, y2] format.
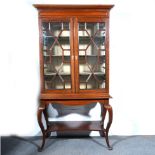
[34, 4, 114, 151]
[74, 17, 109, 93]
[39, 17, 75, 93]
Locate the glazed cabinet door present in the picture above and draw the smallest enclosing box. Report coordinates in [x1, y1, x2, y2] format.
[74, 18, 109, 93]
[40, 18, 75, 93]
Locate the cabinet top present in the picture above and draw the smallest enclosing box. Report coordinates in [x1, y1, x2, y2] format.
[33, 4, 114, 10]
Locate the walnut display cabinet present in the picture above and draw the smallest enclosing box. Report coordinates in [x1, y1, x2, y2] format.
[34, 4, 114, 151]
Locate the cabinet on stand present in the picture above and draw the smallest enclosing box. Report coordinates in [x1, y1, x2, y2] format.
[33, 4, 114, 151]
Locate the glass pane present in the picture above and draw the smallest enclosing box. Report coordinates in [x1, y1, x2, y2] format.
[78, 22, 106, 90]
[42, 22, 71, 90]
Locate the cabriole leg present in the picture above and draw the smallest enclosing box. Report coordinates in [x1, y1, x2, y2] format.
[43, 104, 51, 138]
[37, 103, 46, 151]
[104, 104, 113, 150]
[100, 103, 107, 137]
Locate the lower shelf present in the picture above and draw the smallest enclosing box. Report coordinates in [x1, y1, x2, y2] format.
[46, 121, 105, 133]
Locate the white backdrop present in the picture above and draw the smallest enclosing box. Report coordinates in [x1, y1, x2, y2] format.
[0, 0, 155, 136]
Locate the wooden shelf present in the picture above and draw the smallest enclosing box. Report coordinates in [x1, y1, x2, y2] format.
[44, 72, 70, 76]
[80, 72, 105, 76]
[79, 55, 105, 57]
[44, 72, 104, 76]
[43, 36, 105, 44]
[46, 121, 104, 133]
[44, 54, 105, 57]
[44, 55, 70, 57]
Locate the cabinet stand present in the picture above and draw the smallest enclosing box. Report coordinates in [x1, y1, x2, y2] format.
[37, 99, 113, 151]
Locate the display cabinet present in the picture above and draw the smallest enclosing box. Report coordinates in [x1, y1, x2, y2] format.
[34, 4, 114, 151]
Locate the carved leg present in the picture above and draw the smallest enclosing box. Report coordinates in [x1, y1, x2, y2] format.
[100, 104, 107, 137]
[37, 104, 46, 151]
[43, 105, 51, 138]
[104, 104, 113, 150]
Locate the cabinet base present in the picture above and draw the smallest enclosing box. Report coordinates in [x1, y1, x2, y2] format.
[37, 100, 113, 151]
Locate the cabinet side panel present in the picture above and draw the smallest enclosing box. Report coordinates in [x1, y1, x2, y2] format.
[105, 18, 109, 92]
[38, 17, 45, 92]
